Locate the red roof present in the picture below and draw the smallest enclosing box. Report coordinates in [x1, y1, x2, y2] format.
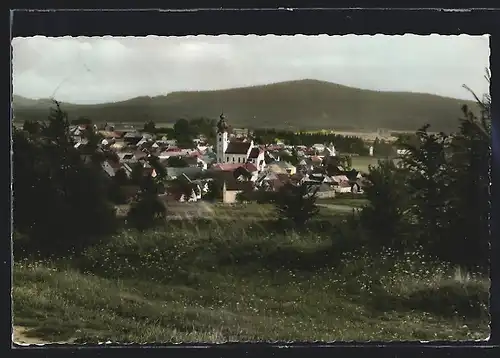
[212, 163, 243, 171]
[244, 163, 258, 172]
[248, 147, 264, 159]
[189, 150, 202, 158]
[211, 162, 258, 173]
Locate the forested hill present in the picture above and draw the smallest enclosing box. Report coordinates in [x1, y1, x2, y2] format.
[12, 79, 477, 132]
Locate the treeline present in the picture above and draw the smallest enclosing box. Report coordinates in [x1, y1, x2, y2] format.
[253, 128, 370, 155]
[141, 117, 218, 148]
[142, 118, 393, 157]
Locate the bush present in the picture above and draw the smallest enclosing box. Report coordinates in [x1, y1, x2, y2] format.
[126, 175, 165, 231]
[274, 183, 319, 228]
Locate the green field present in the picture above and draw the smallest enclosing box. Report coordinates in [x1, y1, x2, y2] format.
[14, 229, 489, 344]
[13, 203, 489, 343]
[350, 156, 402, 173]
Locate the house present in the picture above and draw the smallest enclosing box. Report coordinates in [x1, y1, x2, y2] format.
[233, 166, 253, 182]
[265, 161, 296, 175]
[273, 161, 297, 175]
[310, 156, 323, 165]
[222, 178, 254, 204]
[315, 182, 337, 199]
[331, 175, 352, 193]
[184, 156, 208, 170]
[101, 160, 121, 178]
[296, 158, 314, 173]
[202, 151, 217, 166]
[118, 152, 137, 163]
[247, 147, 266, 171]
[318, 143, 336, 158]
[122, 132, 144, 146]
[110, 141, 126, 151]
[256, 172, 290, 192]
[165, 166, 204, 180]
[312, 143, 325, 153]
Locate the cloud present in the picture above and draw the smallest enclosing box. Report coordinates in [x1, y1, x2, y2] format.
[12, 34, 490, 104]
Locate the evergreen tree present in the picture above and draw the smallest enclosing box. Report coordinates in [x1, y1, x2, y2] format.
[143, 120, 157, 133]
[130, 162, 145, 185]
[398, 124, 452, 250]
[359, 159, 411, 253]
[126, 174, 165, 231]
[275, 182, 319, 227]
[13, 102, 117, 256]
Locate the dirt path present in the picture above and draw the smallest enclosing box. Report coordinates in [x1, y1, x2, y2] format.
[12, 326, 76, 345]
[317, 203, 360, 212]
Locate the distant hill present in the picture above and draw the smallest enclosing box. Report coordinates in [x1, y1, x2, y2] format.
[12, 79, 477, 132]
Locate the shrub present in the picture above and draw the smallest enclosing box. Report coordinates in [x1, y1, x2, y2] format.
[274, 183, 319, 228]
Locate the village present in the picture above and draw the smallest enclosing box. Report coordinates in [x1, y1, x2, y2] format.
[12, 34, 491, 344]
[68, 113, 385, 221]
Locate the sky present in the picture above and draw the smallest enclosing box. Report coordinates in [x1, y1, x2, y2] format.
[12, 34, 490, 104]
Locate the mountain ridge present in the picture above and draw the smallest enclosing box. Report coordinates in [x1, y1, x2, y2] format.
[12, 79, 477, 132]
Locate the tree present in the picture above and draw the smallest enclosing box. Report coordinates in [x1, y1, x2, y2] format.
[173, 118, 195, 148]
[442, 71, 491, 271]
[126, 174, 165, 231]
[130, 162, 145, 185]
[22, 120, 41, 135]
[114, 168, 129, 186]
[189, 117, 217, 145]
[373, 138, 396, 158]
[166, 156, 189, 168]
[146, 154, 167, 180]
[71, 116, 92, 126]
[444, 112, 490, 270]
[324, 155, 351, 175]
[143, 120, 156, 134]
[204, 179, 222, 201]
[398, 125, 452, 250]
[359, 159, 411, 253]
[275, 182, 319, 227]
[13, 102, 117, 256]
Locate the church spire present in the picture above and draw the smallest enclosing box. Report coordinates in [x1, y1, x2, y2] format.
[217, 110, 229, 133]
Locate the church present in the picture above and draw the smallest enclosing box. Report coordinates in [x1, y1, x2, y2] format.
[215, 113, 266, 171]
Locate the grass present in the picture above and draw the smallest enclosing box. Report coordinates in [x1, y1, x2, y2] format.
[317, 195, 369, 208]
[350, 156, 403, 173]
[210, 202, 355, 220]
[351, 156, 381, 173]
[12, 216, 490, 343]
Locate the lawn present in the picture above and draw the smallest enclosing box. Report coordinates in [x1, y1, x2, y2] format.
[316, 195, 369, 208]
[350, 156, 401, 173]
[13, 220, 490, 344]
[350, 156, 380, 173]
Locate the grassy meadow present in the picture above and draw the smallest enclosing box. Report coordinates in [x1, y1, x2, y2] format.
[12, 197, 489, 344]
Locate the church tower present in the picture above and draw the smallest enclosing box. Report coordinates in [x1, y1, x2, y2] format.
[216, 112, 229, 163]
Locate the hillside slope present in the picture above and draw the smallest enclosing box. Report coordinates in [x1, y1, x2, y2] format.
[12, 80, 476, 132]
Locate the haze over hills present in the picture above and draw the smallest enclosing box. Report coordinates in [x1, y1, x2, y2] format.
[12, 79, 477, 132]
